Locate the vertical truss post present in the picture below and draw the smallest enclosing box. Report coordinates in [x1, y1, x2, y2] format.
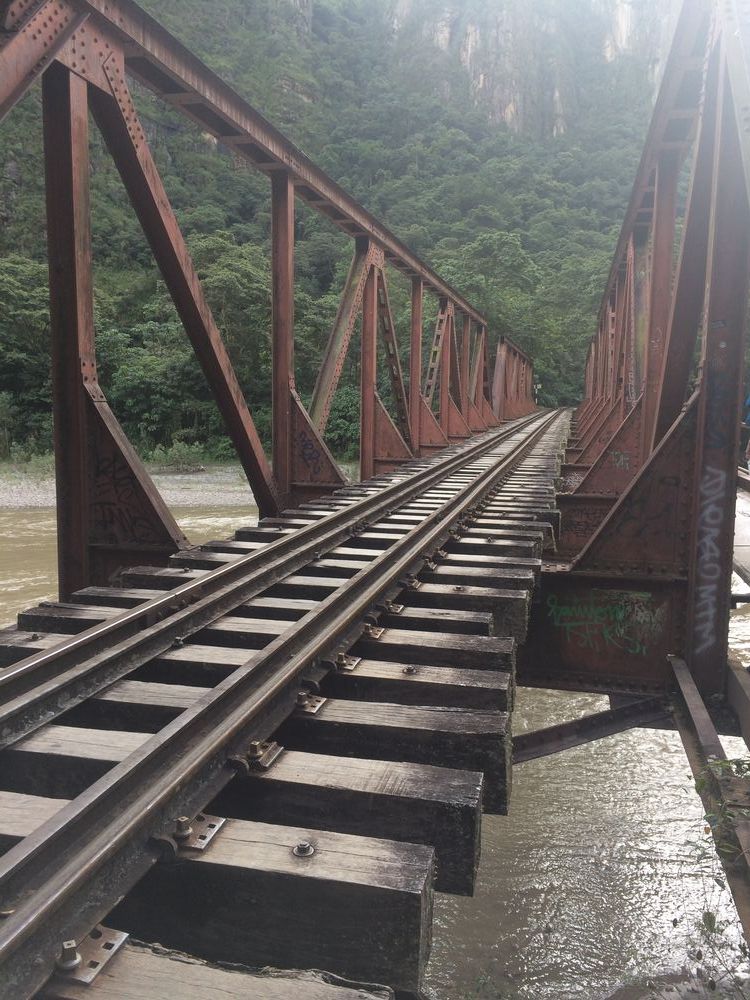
[651, 43, 720, 450]
[439, 301, 453, 437]
[686, 62, 750, 695]
[492, 338, 507, 421]
[271, 171, 295, 508]
[409, 277, 423, 453]
[44, 62, 184, 598]
[43, 64, 93, 597]
[459, 314, 470, 418]
[640, 152, 679, 459]
[360, 259, 378, 481]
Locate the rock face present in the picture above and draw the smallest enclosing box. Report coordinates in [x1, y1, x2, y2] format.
[389, 0, 684, 136]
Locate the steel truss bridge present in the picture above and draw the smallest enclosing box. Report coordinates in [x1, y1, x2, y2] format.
[0, 0, 750, 997]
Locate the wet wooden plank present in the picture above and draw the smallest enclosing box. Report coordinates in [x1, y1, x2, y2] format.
[0, 725, 147, 797]
[279, 700, 510, 813]
[377, 606, 493, 636]
[352, 629, 514, 672]
[399, 584, 530, 640]
[119, 566, 206, 589]
[214, 749, 482, 895]
[41, 943, 394, 1000]
[0, 628, 67, 667]
[420, 564, 536, 590]
[322, 658, 511, 712]
[62, 680, 208, 732]
[110, 818, 434, 994]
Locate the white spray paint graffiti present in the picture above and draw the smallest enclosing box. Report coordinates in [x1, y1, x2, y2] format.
[693, 465, 729, 654]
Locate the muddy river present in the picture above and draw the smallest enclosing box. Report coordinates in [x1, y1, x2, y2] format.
[1, 465, 749, 999]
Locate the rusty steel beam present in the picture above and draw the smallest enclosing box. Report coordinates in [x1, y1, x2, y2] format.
[409, 278, 424, 452]
[672, 656, 750, 941]
[593, 0, 710, 337]
[54, 0, 486, 324]
[88, 69, 281, 517]
[685, 60, 750, 695]
[513, 697, 669, 763]
[43, 62, 184, 597]
[0, 0, 87, 122]
[359, 261, 378, 481]
[651, 45, 719, 448]
[44, 62, 96, 598]
[424, 298, 451, 407]
[271, 171, 296, 507]
[639, 151, 679, 458]
[43, 62, 94, 597]
[309, 240, 371, 433]
[377, 269, 411, 446]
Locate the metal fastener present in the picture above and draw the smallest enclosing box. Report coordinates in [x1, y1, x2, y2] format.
[174, 816, 193, 841]
[293, 840, 315, 857]
[56, 941, 82, 972]
[296, 690, 309, 707]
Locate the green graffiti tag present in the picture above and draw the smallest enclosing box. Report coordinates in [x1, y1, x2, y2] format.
[546, 591, 665, 656]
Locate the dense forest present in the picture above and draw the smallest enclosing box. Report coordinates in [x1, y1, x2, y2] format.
[0, 0, 663, 463]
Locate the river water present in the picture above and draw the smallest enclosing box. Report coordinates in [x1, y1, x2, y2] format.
[1, 465, 749, 1000]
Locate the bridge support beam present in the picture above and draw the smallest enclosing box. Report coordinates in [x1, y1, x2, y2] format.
[43, 62, 185, 599]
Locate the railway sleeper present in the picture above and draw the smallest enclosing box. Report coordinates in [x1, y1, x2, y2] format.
[277, 700, 511, 814]
[39, 941, 395, 1000]
[0, 790, 432, 995]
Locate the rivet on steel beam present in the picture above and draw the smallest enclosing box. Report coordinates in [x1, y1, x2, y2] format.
[56, 941, 82, 972]
[173, 816, 193, 841]
[293, 840, 315, 857]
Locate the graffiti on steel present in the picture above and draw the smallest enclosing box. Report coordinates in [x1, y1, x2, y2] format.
[546, 589, 666, 656]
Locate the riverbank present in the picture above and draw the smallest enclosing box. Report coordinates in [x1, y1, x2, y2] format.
[0, 458, 358, 508]
[0, 461, 257, 509]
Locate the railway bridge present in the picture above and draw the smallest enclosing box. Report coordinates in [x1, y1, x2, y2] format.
[1, 0, 750, 996]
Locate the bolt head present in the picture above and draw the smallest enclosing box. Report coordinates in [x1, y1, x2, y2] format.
[293, 840, 315, 857]
[56, 941, 82, 971]
[296, 690, 309, 707]
[174, 816, 193, 841]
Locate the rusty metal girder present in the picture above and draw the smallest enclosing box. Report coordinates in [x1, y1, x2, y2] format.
[60, 0, 488, 323]
[0, 0, 533, 596]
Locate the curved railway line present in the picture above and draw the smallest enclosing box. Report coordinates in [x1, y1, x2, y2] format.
[0, 409, 569, 999]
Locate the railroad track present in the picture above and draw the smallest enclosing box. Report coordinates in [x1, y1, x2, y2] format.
[0, 409, 568, 1000]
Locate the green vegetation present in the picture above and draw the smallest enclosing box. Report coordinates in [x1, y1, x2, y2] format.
[0, 0, 655, 460]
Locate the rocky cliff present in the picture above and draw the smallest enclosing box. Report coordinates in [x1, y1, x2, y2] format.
[389, 0, 683, 136]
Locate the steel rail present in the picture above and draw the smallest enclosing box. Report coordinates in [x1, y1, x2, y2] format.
[0, 413, 544, 751]
[0, 409, 560, 998]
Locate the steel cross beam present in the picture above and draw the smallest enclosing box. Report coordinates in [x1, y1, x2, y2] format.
[59, 0, 486, 324]
[0, 0, 533, 597]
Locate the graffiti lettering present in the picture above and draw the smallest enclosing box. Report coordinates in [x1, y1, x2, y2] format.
[546, 590, 665, 657]
[611, 449, 630, 470]
[693, 465, 729, 654]
[298, 430, 322, 477]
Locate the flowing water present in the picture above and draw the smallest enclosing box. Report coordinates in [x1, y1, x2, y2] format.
[1, 465, 749, 999]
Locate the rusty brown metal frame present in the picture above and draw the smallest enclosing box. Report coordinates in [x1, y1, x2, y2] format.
[0, 0, 527, 595]
[523, 0, 750, 706]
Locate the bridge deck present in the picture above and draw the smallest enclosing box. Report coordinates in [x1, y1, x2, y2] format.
[0, 412, 568, 999]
